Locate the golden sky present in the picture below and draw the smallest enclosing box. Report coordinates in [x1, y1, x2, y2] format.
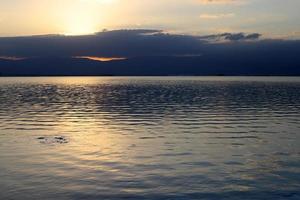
[0, 0, 299, 38]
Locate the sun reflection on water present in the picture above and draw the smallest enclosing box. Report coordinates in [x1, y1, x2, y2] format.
[0, 77, 300, 199]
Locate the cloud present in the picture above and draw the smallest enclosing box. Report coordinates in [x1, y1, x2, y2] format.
[80, 0, 119, 4]
[200, 32, 261, 41]
[0, 29, 299, 76]
[199, 13, 235, 19]
[196, 0, 249, 6]
[0, 29, 294, 59]
[222, 33, 261, 41]
[198, 0, 243, 4]
[0, 30, 202, 57]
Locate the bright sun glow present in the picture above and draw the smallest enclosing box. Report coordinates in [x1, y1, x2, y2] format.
[61, 0, 120, 35]
[64, 14, 98, 35]
[62, 2, 103, 36]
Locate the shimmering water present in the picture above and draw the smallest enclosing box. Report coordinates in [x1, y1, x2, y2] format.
[0, 77, 300, 200]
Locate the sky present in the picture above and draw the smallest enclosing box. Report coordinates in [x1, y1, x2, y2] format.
[0, 0, 300, 38]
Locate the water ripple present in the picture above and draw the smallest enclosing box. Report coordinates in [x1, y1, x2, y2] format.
[0, 77, 300, 200]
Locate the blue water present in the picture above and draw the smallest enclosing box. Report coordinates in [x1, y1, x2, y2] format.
[0, 77, 300, 200]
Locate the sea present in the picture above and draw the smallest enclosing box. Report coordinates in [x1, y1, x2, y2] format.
[0, 77, 300, 200]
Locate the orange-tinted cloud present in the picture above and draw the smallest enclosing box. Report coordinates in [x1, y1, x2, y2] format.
[74, 56, 126, 62]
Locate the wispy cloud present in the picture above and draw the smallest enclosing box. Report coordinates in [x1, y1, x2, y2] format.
[79, 0, 118, 4]
[199, 13, 235, 19]
[198, 0, 246, 5]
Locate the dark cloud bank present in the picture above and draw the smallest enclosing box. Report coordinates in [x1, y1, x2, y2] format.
[0, 29, 299, 76]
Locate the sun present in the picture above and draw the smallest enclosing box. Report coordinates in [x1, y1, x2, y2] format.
[62, 3, 102, 36]
[64, 14, 98, 35]
[59, 0, 120, 36]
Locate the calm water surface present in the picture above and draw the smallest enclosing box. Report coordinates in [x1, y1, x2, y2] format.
[0, 77, 300, 200]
